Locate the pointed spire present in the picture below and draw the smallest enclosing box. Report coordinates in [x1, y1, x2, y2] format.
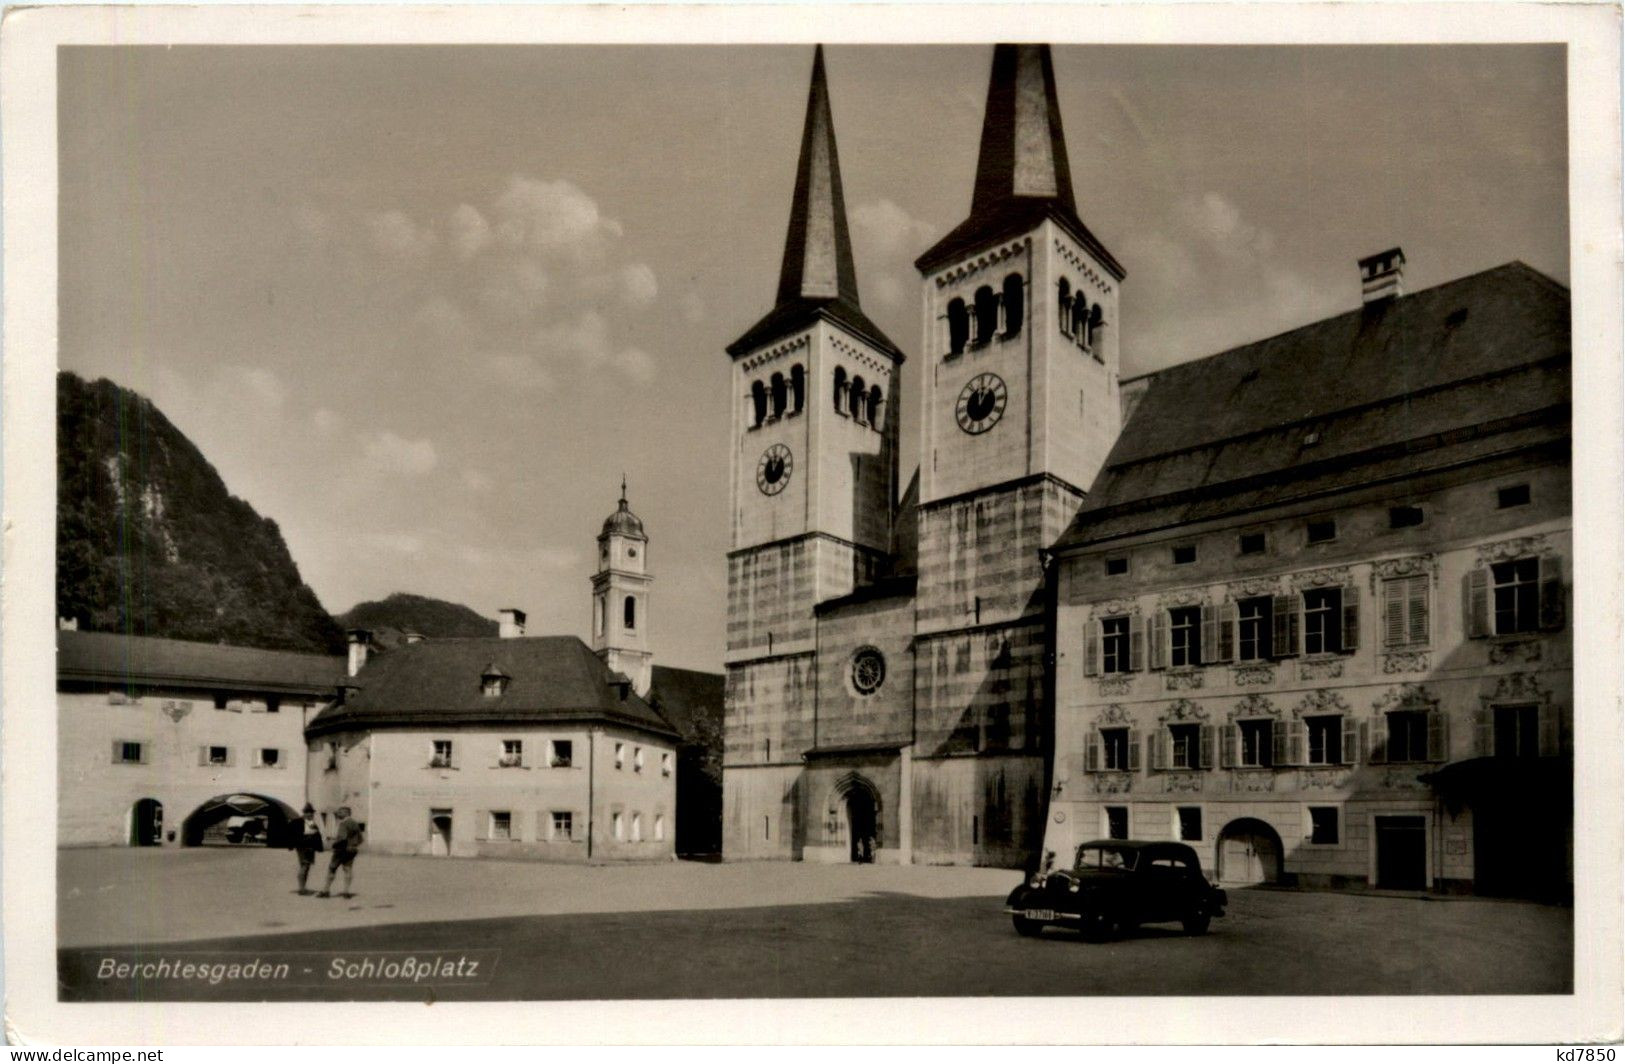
[970, 45, 1076, 215]
[916, 44, 1122, 279]
[620, 473, 628, 505]
[775, 45, 860, 306]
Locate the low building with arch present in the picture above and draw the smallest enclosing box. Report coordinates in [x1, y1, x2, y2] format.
[56, 627, 343, 848]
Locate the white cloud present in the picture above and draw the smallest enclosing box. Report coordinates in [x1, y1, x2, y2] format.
[614, 348, 657, 384]
[620, 263, 659, 306]
[361, 531, 426, 556]
[853, 199, 937, 258]
[361, 430, 438, 476]
[491, 176, 621, 259]
[366, 210, 436, 260]
[223, 366, 287, 411]
[1177, 191, 1275, 261]
[531, 312, 656, 385]
[449, 203, 492, 261]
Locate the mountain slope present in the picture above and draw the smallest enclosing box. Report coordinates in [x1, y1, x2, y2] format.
[337, 593, 498, 646]
[56, 371, 345, 654]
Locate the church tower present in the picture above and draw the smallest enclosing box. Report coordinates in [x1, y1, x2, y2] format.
[721, 46, 905, 858]
[591, 478, 652, 697]
[907, 44, 1125, 865]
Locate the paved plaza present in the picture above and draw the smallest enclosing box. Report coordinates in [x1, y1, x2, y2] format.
[58, 848, 1572, 1000]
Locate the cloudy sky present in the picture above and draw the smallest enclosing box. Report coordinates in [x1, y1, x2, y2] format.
[58, 44, 1567, 670]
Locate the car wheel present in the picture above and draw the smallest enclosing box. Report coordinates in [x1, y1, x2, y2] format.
[1182, 912, 1211, 936]
[1078, 913, 1112, 943]
[1011, 915, 1044, 938]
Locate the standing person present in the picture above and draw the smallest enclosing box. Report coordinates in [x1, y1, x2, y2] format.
[318, 805, 363, 899]
[294, 803, 325, 895]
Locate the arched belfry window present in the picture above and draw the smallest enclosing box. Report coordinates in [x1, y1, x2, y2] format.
[833, 367, 848, 414]
[1002, 273, 1024, 338]
[973, 286, 999, 345]
[1073, 297, 1090, 345]
[849, 375, 867, 424]
[770, 373, 787, 419]
[790, 364, 805, 415]
[947, 298, 970, 356]
[1088, 304, 1105, 350]
[750, 381, 767, 427]
[624, 595, 636, 631]
[867, 385, 883, 428]
[1057, 278, 1072, 336]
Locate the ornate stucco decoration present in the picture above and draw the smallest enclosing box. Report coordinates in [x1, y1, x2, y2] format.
[1088, 598, 1138, 619]
[1372, 683, 1439, 717]
[1382, 767, 1429, 790]
[1297, 767, 1351, 790]
[1489, 641, 1543, 666]
[1290, 565, 1352, 591]
[1161, 698, 1207, 722]
[1226, 576, 1282, 600]
[1488, 671, 1547, 704]
[1292, 689, 1352, 719]
[1165, 773, 1203, 794]
[1156, 588, 1210, 610]
[1095, 703, 1132, 726]
[1166, 671, 1204, 692]
[1098, 677, 1134, 697]
[1475, 534, 1552, 565]
[1380, 651, 1432, 674]
[1369, 553, 1438, 593]
[1299, 658, 1344, 681]
[1228, 694, 1280, 721]
[1231, 771, 1275, 793]
[1091, 774, 1134, 796]
[1232, 664, 1276, 687]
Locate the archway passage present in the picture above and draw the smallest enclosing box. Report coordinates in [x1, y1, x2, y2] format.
[430, 810, 453, 857]
[1216, 817, 1284, 886]
[181, 793, 298, 848]
[130, 798, 163, 847]
[844, 786, 877, 864]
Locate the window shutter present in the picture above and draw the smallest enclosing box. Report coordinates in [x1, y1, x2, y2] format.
[1217, 602, 1237, 663]
[1384, 579, 1406, 647]
[475, 811, 489, 842]
[1270, 721, 1286, 766]
[1085, 730, 1100, 772]
[1219, 723, 1235, 768]
[1288, 721, 1306, 766]
[1199, 724, 1214, 770]
[1129, 615, 1146, 672]
[1341, 584, 1360, 653]
[1128, 729, 1142, 772]
[1083, 622, 1100, 677]
[1340, 715, 1358, 765]
[1539, 555, 1565, 631]
[1368, 719, 1388, 765]
[1409, 576, 1430, 645]
[1538, 703, 1560, 757]
[1149, 728, 1166, 771]
[1272, 594, 1299, 658]
[1474, 707, 1494, 757]
[1427, 712, 1448, 762]
[1200, 605, 1219, 665]
[1465, 568, 1490, 638]
[1150, 612, 1168, 670]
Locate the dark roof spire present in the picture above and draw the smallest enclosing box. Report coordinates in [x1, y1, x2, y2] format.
[916, 44, 1123, 279]
[728, 47, 902, 360]
[776, 45, 859, 306]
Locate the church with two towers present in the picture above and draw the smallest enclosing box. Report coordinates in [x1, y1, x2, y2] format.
[723, 44, 1125, 866]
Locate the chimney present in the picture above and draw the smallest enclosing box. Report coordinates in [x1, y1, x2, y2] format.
[345, 628, 372, 678]
[498, 608, 527, 639]
[1358, 247, 1406, 305]
[403, 631, 425, 645]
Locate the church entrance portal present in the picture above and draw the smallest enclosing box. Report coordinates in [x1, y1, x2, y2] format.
[845, 786, 877, 864]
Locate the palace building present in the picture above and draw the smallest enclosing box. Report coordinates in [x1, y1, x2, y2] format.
[719, 44, 1571, 892]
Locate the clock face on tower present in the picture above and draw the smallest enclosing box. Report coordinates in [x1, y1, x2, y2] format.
[956, 373, 1008, 435]
[756, 443, 793, 495]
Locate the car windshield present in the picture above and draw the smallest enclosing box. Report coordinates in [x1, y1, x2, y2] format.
[1075, 845, 1137, 871]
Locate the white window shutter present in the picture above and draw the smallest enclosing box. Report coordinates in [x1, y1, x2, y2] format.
[1409, 576, 1430, 645]
[1129, 615, 1146, 672]
[1368, 718, 1388, 765]
[1465, 568, 1490, 638]
[1475, 707, 1494, 757]
[1218, 601, 1238, 662]
[1341, 584, 1360, 653]
[1538, 703, 1560, 757]
[1128, 729, 1142, 772]
[1427, 712, 1448, 762]
[1083, 622, 1100, 677]
[1084, 730, 1100, 772]
[1383, 579, 1405, 646]
[1199, 724, 1214, 770]
[1340, 715, 1358, 765]
[1287, 720, 1306, 766]
[1220, 723, 1236, 769]
[1149, 727, 1166, 771]
[1272, 594, 1299, 658]
[1149, 612, 1168, 670]
[1200, 605, 1219, 665]
[1539, 555, 1565, 631]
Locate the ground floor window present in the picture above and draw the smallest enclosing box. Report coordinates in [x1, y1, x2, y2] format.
[490, 811, 512, 840]
[552, 811, 573, 839]
[1177, 806, 1202, 842]
[1308, 806, 1340, 845]
[1105, 806, 1129, 840]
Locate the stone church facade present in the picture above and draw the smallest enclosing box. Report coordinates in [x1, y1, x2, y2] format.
[720, 43, 1571, 889]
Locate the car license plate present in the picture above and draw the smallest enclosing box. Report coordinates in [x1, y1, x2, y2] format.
[1025, 909, 1057, 920]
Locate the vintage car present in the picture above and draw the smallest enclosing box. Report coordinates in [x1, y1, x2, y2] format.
[1005, 839, 1228, 940]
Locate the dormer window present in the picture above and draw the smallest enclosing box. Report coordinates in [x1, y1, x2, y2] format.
[481, 663, 510, 698]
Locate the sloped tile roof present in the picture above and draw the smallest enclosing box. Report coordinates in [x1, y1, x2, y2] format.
[306, 636, 677, 740]
[56, 629, 346, 695]
[1057, 262, 1570, 549]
